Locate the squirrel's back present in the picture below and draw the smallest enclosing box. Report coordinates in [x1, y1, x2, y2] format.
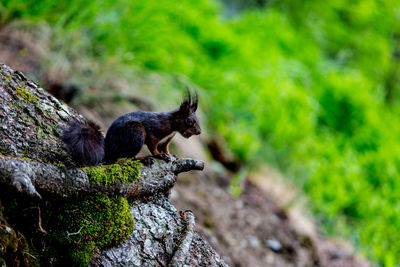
[62, 120, 104, 167]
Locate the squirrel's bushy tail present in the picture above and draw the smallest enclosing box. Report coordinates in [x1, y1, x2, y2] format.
[62, 120, 104, 167]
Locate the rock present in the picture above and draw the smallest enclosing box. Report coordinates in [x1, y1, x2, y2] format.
[265, 239, 283, 253]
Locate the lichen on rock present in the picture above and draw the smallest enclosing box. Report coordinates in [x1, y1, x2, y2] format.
[15, 85, 39, 103]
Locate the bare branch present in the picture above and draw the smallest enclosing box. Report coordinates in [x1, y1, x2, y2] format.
[169, 210, 196, 267]
[0, 156, 204, 199]
[66, 226, 84, 237]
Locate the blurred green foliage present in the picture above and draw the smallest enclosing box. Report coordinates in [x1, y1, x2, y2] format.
[1, 0, 400, 265]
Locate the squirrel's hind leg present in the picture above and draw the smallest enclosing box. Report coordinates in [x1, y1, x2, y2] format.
[147, 137, 173, 162]
[157, 133, 176, 155]
[104, 121, 145, 164]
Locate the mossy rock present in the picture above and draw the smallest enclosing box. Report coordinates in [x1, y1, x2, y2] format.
[46, 193, 135, 266]
[83, 158, 141, 186]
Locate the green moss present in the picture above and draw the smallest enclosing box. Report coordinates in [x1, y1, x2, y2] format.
[83, 158, 141, 186]
[23, 146, 29, 157]
[37, 123, 49, 141]
[52, 162, 65, 167]
[10, 100, 24, 110]
[48, 193, 134, 266]
[20, 112, 31, 124]
[16, 86, 39, 104]
[37, 127, 45, 141]
[0, 217, 18, 258]
[42, 108, 54, 118]
[37, 120, 58, 138]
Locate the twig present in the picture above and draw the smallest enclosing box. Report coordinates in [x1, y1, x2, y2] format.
[66, 226, 84, 237]
[37, 207, 47, 234]
[23, 206, 47, 234]
[22, 250, 37, 259]
[168, 210, 196, 267]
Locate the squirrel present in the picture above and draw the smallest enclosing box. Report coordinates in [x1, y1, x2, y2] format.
[62, 90, 201, 167]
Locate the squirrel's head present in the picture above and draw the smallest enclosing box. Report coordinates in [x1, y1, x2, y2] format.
[175, 89, 201, 138]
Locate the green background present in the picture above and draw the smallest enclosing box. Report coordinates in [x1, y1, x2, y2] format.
[1, 0, 400, 265]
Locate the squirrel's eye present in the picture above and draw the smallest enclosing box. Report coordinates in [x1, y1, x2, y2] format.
[186, 118, 193, 125]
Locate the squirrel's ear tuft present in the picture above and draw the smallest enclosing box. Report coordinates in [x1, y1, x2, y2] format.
[179, 88, 191, 114]
[191, 90, 198, 112]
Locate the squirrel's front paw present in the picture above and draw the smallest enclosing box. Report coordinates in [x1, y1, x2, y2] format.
[159, 152, 172, 162]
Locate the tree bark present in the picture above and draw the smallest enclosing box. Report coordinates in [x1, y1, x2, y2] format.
[0, 63, 84, 166]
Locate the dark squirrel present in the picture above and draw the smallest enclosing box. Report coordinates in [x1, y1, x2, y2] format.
[62, 90, 201, 167]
